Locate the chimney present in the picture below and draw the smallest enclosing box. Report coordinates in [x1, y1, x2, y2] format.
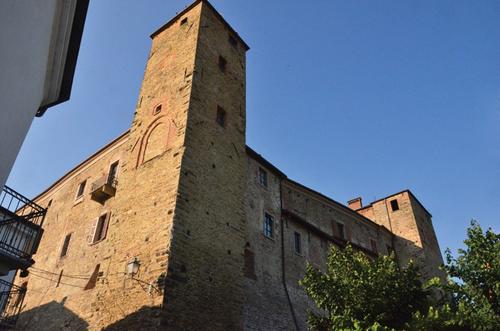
[348, 197, 362, 210]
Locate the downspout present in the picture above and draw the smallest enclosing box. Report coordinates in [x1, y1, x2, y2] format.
[280, 181, 299, 331]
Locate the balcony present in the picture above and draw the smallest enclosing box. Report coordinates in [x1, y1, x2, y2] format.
[0, 186, 45, 274]
[90, 175, 117, 204]
[0, 279, 26, 329]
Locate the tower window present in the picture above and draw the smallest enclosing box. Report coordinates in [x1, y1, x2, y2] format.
[218, 55, 227, 72]
[76, 180, 86, 199]
[153, 104, 162, 115]
[258, 167, 268, 187]
[390, 199, 399, 211]
[180, 17, 188, 25]
[216, 106, 226, 127]
[336, 222, 345, 240]
[60, 233, 72, 258]
[294, 232, 302, 254]
[263, 213, 274, 238]
[228, 35, 238, 48]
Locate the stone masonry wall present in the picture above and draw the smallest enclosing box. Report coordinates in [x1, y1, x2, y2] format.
[161, 2, 248, 329]
[243, 156, 295, 331]
[357, 192, 445, 281]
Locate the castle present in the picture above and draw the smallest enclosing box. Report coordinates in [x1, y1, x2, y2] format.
[13, 1, 444, 330]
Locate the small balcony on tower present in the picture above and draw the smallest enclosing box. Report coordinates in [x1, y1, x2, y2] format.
[90, 175, 118, 204]
[0, 186, 46, 275]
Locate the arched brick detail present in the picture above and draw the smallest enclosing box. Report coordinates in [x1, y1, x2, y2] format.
[136, 116, 176, 167]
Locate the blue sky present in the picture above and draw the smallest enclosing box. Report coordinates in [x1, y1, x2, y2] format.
[7, 0, 499, 256]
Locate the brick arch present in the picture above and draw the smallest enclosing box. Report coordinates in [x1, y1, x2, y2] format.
[136, 116, 176, 167]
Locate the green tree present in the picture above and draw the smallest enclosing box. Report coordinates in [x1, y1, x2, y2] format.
[441, 220, 499, 330]
[300, 221, 500, 331]
[299, 245, 431, 330]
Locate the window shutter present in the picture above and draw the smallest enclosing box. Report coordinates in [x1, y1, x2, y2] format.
[101, 212, 111, 240]
[87, 218, 98, 244]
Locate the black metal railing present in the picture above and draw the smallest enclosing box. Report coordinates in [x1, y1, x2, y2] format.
[0, 279, 26, 328]
[0, 186, 46, 263]
[0, 186, 45, 227]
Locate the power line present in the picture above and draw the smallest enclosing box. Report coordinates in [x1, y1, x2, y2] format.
[29, 266, 91, 279]
[29, 271, 85, 289]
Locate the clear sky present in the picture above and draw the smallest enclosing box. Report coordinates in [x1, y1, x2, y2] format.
[7, 0, 500, 256]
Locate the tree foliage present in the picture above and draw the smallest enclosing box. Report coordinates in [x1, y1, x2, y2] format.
[300, 220, 499, 331]
[299, 245, 430, 330]
[441, 220, 499, 330]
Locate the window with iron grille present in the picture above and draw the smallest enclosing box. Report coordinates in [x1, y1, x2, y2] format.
[264, 213, 274, 238]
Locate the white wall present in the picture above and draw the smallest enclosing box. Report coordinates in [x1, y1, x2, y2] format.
[0, 0, 59, 188]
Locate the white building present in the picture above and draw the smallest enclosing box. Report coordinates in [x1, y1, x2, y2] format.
[0, 1, 89, 326]
[0, 0, 89, 188]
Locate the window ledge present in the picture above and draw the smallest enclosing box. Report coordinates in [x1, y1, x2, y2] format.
[73, 196, 84, 206]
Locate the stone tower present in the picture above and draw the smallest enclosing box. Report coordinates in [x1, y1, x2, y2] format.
[355, 191, 445, 281]
[124, 0, 249, 328]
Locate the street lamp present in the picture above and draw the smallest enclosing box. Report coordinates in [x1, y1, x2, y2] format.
[127, 257, 140, 277]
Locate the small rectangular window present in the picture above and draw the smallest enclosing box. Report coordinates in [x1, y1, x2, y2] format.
[95, 214, 107, 242]
[370, 239, 378, 253]
[60, 234, 72, 257]
[258, 167, 268, 187]
[216, 106, 226, 127]
[294, 232, 301, 254]
[336, 222, 345, 240]
[91, 213, 110, 244]
[218, 55, 227, 72]
[76, 180, 86, 199]
[390, 199, 399, 211]
[180, 17, 188, 25]
[264, 213, 274, 238]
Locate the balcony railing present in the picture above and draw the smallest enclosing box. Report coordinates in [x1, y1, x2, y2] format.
[0, 279, 26, 329]
[0, 186, 46, 270]
[90, 176, 117, 204]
